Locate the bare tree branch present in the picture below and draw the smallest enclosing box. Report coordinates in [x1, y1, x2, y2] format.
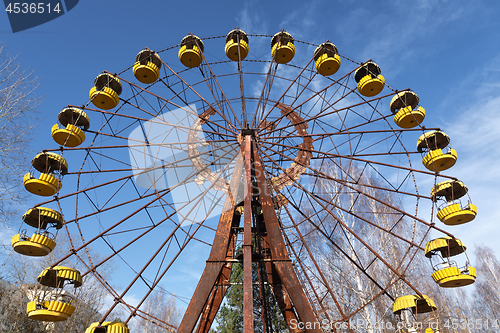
[0, 44, 42, 226]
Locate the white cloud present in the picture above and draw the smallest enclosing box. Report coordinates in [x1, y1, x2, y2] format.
[235, 2, 269, 34]
[122, 293, 143, 308]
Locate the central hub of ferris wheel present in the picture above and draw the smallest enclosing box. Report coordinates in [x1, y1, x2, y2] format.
[237, 128, 259, 145]
[241, 128, 256, 136]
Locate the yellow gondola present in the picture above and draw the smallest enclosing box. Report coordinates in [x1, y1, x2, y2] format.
[271, 31, 295, 64]
[417, 131, 457, 172]
[354, 62, 385, 97]
[393, 294, 437, 315]
[225, 29, 249, 61]
[393, 294, 438, 333]
[11, 233, 55, 256]
[425, 237, 476, 288]
[36, 266, 82, 288]
[437, 203, 477, 225]
[12, 207, 63, 256]
[89, 73, 122, 110]
[24, 152, 68, 196]
[390, 91, 425, 128]
[27, 297, 76, 322]
[27, 266, 82, 322]
[51, 107, 90, 147]
[431, 180, 477, 225]
[85, 321, 130, 333]
[178, 35, 204, 68]
[313, 42, 341, 76]
[133, 49, 162, 84]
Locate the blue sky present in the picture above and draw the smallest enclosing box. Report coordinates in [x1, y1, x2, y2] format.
[1, 0, 500, 323]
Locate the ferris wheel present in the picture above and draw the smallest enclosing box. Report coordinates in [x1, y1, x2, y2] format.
[12, 29, 478, 332]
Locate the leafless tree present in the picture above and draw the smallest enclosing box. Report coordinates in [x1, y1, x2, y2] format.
[297, 162, 436, 332]
[133, 287, 181, 333]
[465, 245, 500, 332]
[296, 162, 500, 333]
[0, 44, 41, 227]
[0, 280, 46, 332]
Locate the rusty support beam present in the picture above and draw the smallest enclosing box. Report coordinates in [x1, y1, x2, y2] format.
[256, 266, 270, 333]
[263, 249, 302, 332]
[177, 152, 244, 332]
[243, 136, 254, 332]
[253, 143, 321, 333]
[196, 234, 236, 333]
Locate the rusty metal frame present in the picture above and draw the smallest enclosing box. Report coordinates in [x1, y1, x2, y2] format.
[24, 33, 466, 333]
